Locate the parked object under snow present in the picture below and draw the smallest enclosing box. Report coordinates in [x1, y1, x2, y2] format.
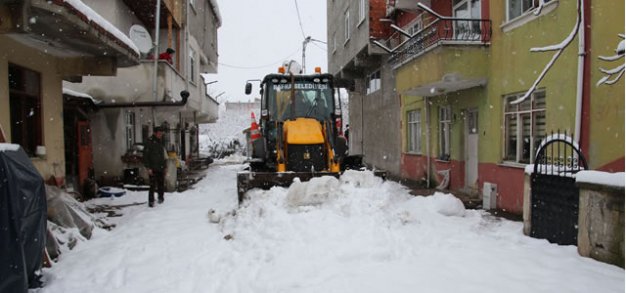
[0, 145, 47, 292]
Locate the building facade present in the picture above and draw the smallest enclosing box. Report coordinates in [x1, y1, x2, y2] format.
[327, 0, 402, 178]
[0, 0, 140, 186]
[331, 0, 624, 215]
[62, 0, 221, 190]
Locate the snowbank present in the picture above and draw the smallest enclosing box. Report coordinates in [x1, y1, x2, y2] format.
[576, 171, 625, 188]
[38, 165, 625, 293]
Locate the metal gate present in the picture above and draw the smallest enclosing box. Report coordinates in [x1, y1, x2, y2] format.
[530, 131, 588, 245]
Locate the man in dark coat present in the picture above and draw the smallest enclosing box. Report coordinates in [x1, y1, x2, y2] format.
[143, 126, 168, 207]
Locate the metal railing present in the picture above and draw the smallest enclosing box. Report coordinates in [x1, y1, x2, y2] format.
[389, 18, 492, 66]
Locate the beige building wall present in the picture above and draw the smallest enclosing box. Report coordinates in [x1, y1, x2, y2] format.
[0, 35, 66, 180]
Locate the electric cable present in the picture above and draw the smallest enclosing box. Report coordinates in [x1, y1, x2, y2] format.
[293, 0, 307, 39]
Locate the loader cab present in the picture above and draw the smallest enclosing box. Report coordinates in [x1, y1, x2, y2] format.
[260, 74, 335, 123]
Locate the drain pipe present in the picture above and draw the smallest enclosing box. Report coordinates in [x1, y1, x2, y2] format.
[574, 0, 585, 145]
[152, 0, 162, 124]
[425, 96, 431, 188]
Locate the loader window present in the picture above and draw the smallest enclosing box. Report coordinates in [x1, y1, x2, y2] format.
[267, 81, 333, 122]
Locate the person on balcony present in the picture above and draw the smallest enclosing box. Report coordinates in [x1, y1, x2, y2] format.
[143, 126, 168, 207]
[149, 47, 175, 64]
[159, 48, 175, 64]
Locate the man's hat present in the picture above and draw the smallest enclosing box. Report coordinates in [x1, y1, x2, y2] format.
[166, 48, 175, 54]
[154, 126, 165, 132]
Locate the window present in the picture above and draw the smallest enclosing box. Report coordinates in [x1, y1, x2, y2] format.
[438, 106, 451, 160]
[366, 70, 381, 94]
[407, 16, 424, 35]
[125, 111, 136, 151]
[407, 110, 422, 154]
[453, 0, 481, 40]
[9, 64, 42, 157]
[358, 0, 366, 24]
[503, 90, 546, 164]
[507, 0, 551, 21]
[344, 10, 350, 43]
[332, 32, 337, 53]
[189, 47, 197, 83]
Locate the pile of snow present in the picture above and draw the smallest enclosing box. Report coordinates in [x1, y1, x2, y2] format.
[213, 153, 248, 165]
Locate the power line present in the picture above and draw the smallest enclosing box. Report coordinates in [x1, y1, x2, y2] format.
[293, 0, 307, 39]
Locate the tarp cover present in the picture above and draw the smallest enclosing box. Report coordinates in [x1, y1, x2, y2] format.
[0, 146, 47, 293]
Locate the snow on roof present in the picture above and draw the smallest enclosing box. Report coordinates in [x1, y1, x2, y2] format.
[576, 171, 625, 188]
[209, 0, 222, 28]
[63, 0, 140, 56]
[0, 143, 20, 152]
[63, 87, 102, 104]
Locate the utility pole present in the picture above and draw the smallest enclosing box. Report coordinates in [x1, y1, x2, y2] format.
[301, 36, 326, 74]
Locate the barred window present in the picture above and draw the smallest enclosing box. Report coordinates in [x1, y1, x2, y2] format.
[503, 90, 546, 164]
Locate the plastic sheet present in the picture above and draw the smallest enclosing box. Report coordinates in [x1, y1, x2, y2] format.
[0, 145, 47, 293]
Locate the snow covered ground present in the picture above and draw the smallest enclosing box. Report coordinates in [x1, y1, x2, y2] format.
[35, 157, 624, 293]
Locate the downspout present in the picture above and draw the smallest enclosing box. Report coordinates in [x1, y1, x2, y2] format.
[574, 0, 586, 147]
[152, 0, 162, 124]
[580, 0, 592, 159]
[184, 0, 191, 160]
[425, 96, 431, 188]
[185, 0, 191, 101]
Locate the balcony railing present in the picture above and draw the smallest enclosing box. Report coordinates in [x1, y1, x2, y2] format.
[389, 18, 491, 67]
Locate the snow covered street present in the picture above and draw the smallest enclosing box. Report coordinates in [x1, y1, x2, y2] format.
[36, 159, 624, 293]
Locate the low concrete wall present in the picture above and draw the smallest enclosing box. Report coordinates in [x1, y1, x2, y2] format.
[577, 181, 624, 268]
[524, 172, 625, 268]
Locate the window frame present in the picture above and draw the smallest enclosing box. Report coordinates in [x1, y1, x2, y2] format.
[344, 10, 351, 45]
[8, 63, 42, 157]
[506, 0, 552, 22]
[407, 109, 422, 154]
[502, 90, 546, 164]
[358, 0, 366, 26]
[189, 47, 197, 84]
[125, 111, 136, 151]
[438, 106, 452, 161]
[366, 70, 381, 95]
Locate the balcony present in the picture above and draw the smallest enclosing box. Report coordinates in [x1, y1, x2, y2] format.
[1, 0, 139, 74]
[66, 60, 190, 107]
[389, 17, 491, 68]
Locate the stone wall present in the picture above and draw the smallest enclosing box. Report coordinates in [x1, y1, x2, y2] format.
[577, 182, 624, 268]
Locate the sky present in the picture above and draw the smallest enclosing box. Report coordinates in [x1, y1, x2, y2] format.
[38, 155, 624, 293]
[206, 0, 328, 102]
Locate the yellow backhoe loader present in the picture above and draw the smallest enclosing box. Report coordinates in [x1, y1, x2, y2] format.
[237, 66, 386, 203]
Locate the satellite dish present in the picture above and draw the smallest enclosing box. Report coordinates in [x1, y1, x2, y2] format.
[129, 25, 153, 54]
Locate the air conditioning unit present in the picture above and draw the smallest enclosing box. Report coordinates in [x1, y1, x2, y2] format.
[482, 182, 497, 210]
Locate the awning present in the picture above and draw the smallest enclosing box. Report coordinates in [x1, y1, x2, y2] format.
[403, 73, 487, 97]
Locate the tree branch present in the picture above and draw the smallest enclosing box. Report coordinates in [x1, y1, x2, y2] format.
[510, 0, 581, 105]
